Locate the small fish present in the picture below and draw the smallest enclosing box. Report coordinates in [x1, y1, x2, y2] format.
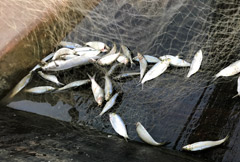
[38, 71, 64, 86]
[113, 72, 140, 80]
[233, 76, 240, 98]
[31, 53, 55, 72]
[75, 50, 100, 57]
[159, 55, 190, 67]
[99, 93, 119, 116]
[24, 86, 56, 94]
[133, 55, 160, 63]
[109, 113, 129, 140]
[88, 74, 104, 106]
[98, 52, 120, 66]
[59, 54, 78, 60]
[136, 122, 166, 146]
[107, 42, 117, 55]
[117, 54, 129, 65]
[121, 45, 135, 67]
[73, 47, 97, 52]
[7, 73, 32, 99]
[187, 49, 203, 78]
[59, 41, 82, 49]
[107, 63, 121, 76]
[214, 60, 240, 80]
[42, 56, 99, 71]
[104, 74, 113, 101]
[141, 59, 170, 85]
[182, 135, 229, 151]
[52, 48, 75, 61]
[56, 79, 90, 92]
[86, 41, 110, 52]
[137, 53, 148, 81]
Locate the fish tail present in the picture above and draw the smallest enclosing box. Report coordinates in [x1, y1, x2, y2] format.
[223, 134, 230, 142]
[232, 94, 239, 99]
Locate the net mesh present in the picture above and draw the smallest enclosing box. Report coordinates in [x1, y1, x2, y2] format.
[6, 0, 240, 156]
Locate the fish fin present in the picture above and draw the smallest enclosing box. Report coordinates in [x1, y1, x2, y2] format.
[57, 82, 65, 86]
[87, 73, 93, 80]
[224, 134, 230, 142]
[130, 61, 136, 68]
[158, 141, 170, 146]
[232, 94, 239, 99]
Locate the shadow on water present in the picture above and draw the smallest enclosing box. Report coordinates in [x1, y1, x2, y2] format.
[3, 0, 240, 161]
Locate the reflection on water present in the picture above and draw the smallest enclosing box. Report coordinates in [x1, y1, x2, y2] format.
[5, 0, 240, 161]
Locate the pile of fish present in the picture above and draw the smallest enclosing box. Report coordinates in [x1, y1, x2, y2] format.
[5, 40, 233, 152]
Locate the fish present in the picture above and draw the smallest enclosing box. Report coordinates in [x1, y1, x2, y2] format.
[121, 45, 135, 67]
[59, 54, 78, 60]
[75, 50, 100, 58]
[214, 60, 240, 80]
[7, 73, 32, 99]
[56, 79, 90, 92]
[182, 135, 229, 151]
[117, 54, 129, 65]
[31, 53, 55, 72]
[97, 52, 120, 66]
[24, 86, 56, 94]
[42, 56, 99, 71]
[107, 42, 117, 55]
[88, 74, 104, 106]
[187, 49, 203, 78]
[136, 122, 166, 146]
[104, 74, 113, 101]
[233, 76, 240, 98]
[141, 59, 170, 85]
[159, 55, 190, 67]
[133, 55, 160, 63]
[113, 72, 140, 80]
[109, 113, 129, 140]
[38, 71, 64, 86]
[85, 41, 110, 52]
[73, 47, 97, 52]
[59, 41, 82, 49]
[99, 93, 119, 116]
[137, 53, 148, 81]
[107, 63, 121, 76]
[52, 48, 75, 61]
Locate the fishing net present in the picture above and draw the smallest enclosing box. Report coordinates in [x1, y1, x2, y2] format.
[6, 0, 240, 160]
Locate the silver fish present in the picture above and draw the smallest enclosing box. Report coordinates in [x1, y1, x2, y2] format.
[59, 41, 82, 49]
[75, 50, 100, 57]
[38, 71, 64, 86]
[42, 56, 99, 71]
[113, 72, 140, 80]
[141, 59, 170, 85]
[88, 74, 104, 106]
[86, 41, 110, 52]
[121, 45, 134, 66]
[159, 55, 190, 67]
[52, 48, 75, 61]
[137, 53, 148, 81]
[56, 79, 90, 92]
[117, 54, 129, 65]
[107, 63, 121, 76]
[107, 42, 117, 55]
[24, 86, 55, 94]
[99, 93, 119, 116]
[109, 113, 129, 140]
[187, 49, 203, 78]
[136, 122, 166, 146]
[98, 52, 120, 66]
[59, 54, 78, 60]
[133, 55, 160, 63]
[233, 76, 240, 98]
[182, 135, 229, 151]
[104, 74, 113, 101]
[7, 73, 32, 99]
[214, 60, 240, 80]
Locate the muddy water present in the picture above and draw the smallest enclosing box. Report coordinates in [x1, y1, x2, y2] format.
[4, 0, 240, 161]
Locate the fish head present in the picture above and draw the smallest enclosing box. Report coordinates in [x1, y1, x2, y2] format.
[135, 122, 141, 127]
[105, 93, 111, 101]
[97, 96, 104, 106]
[182, 144, 193, 151]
